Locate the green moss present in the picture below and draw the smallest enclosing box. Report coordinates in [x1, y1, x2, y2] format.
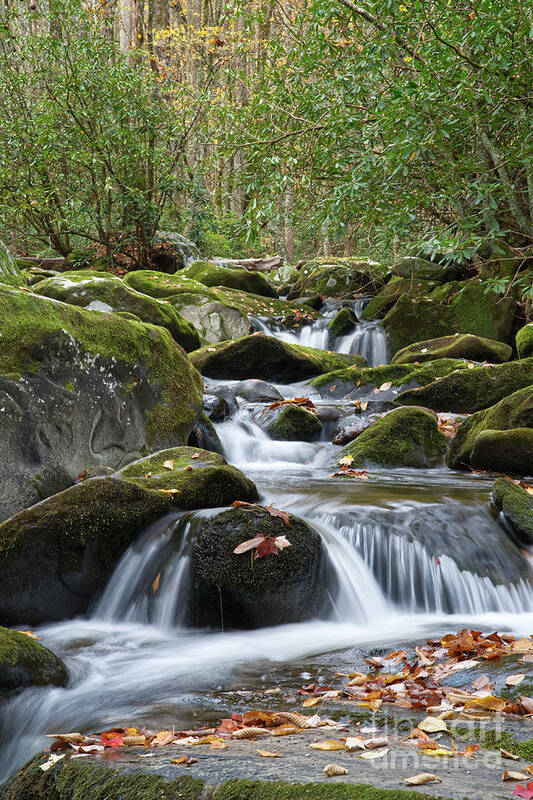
[327, 307, 356, 338]
[360, 278, 434, 321]
[459, 728, 533, 762]
[492, 478, 533, 544]
[0, 241, 25, 287]
[288, 258, 385, 300]
[64, 381, 75, 392]
[266, 404, 323, 442]
[0, 285, 202, 447]
[190, 335, 365, 381]
[311, 358, 468, 395]
[0, 759, 448, 800]
[33, 270, 200, 352]
[396, 358, 533, 414]
[517, 323, 533, 359]
[0, 627, 68, 690]
[391, 333, 512, 366]
[392, 256, 462, 282]
[335, 407, 448, 468]
[447, 385, 533, 471]
[117, 446, 258, 509]
[180, 260, 277, 299]
[383, 281, 514, 353]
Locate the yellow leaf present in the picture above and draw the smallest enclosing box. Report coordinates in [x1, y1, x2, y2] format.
[422, 748, 454, 757]
[309, 739, 345, 751]
[404, 773, 442, 786]
[360, 747, 389, 759]
[418, 717, 448, 734]
[464, 696, 506, 712]
[257, 750, 281, 758]
[302, 697, 320, 708]
[163, 460, 175, 471]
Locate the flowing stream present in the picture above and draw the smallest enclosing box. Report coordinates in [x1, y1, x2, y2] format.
[1, 301, 532, 782]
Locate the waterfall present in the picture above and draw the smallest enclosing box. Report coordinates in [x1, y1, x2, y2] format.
[252, 299, 390, 367]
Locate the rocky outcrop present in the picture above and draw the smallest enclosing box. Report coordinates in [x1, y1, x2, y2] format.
[334, 407, 448, 468]
[493, 478, 533, 546]
[391, 333, 512, 366]
[189, 334, 366, 381]
[396, 358, 533, 413]
[189, 505, 329, 628]
[0, 627, 68, 691]
[447, 386, 533, 473]
[33, 271, 200, 351]
[180, 260, 277, 298]
[287, 257, 384, 299]
[263, 403, 323, 442]
[327, 306, 356, 339]
[0, 285, 203, 521]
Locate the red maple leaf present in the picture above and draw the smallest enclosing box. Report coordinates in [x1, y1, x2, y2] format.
[254, 537, 280, 559]
[513, 783, 533, 799]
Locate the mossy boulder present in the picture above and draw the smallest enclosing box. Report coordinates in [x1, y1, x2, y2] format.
[447, 386, 533, 473]
[391, 334, 512, 366]
[33, 271, 200, 351]
[360, 277, 435, 320]
[153, 230, 200, 271]
[493, 478, 533, 545]
[124, 270, 316, 344]
[0, 241, 25, 287]
[0, 477, 174, 625]
[189, 506, 329, 628]
[392, 256, 462, 282]
[0, 285, 202, 521]
[180, 260, 277, 298]
[0, 627, 68, 691]
[117, 446, 258, 508]
[396, 358, 533, 414]
[190, 334, 366, 381]
[383, 281, 515, 352]
[263, 403, 323, 442]
[311, 359, 469, 400]
[287, 257, 384, 300]
[327, 306, 356, 339]
[517, 323, 533, 359]
[335, 407, 448, 468]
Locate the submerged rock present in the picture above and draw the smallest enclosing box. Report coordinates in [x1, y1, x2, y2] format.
[189, 334, 366, 381]
[0, 478, 173, 625]
[180, 260, 277, 298]
[447, 386, 533, 473]
[117, 447, 258, 508]
[33, 271, 200, 351]
[189, 505, 329, 628]
[263, 403, 323, 442]
[493, 478, 533, 545]
[0, 627, 68, 691]
[0, 285, 203, 521]
[517, 323, 533, 359]
[335, 407, 448, 468]
[383, 281, 514, 352]
[391, 333, 512, 366]
[396, 358, 533, 414]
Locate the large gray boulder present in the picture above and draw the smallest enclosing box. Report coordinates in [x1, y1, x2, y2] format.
[0, 285, 202, 521]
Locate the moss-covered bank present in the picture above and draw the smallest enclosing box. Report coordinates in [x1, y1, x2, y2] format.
[0, 627, 68, 691]
[492, 478, 533, 545]
[391, 333, 512, 365]
[180, 260, 277, 298]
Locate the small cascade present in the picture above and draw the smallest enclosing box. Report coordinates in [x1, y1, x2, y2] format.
[253, 298, 389, 366]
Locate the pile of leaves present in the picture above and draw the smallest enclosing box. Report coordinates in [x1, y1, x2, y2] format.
[265, 397, 318, 414]
[331, 456, 369, 481]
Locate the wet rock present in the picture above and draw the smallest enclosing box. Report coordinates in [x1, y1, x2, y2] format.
[33, 270, 200, 351]
[287, 257, 385, 299]
[447, 386, 533, 473]
[493, 478, 533, 545]
[187, 411, 225, 454]
[263, 403, 323, 442]
[393, 255, 463, 282]
[396, 358, 533, 413]
[0, 285, 203, 522]
[203, 393, 231, 421]
[391, 333, 512, 366]
[360, 277, 436, 320]
[117, 446, 258, 509]
[189, 505, 329, 628]
[180, 260, 277, 298]
[294, 294, 323, 310]
[517, 323, 533, 359]
[332, 413, 383, 445]
[0, 627, 68, 691]
[0, 478, 174, 625]
[327, 306, 356, 339]
[0, 241, 25, 287]
[233, 379, 283, 402]
[334, 406, 448, 469]
[190, 334, 366, 382]
[311, 359, 468, 400]
[383, 281, 514, 352]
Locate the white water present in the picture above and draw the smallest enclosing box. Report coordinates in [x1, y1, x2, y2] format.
[253, 299, 389, 367]
[2, 299, 533, 785]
